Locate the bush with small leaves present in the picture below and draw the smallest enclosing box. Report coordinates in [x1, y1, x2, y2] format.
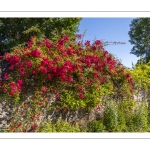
[88, 120, 106, 132]
[103, 101, 118, 132]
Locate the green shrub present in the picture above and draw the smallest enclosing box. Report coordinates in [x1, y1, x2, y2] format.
[125, 101, 148, 132]
[79, 124, 88, 132]
[54, 119, 80, 132]
[88, 120, 106, 132]
[125, 113, 135, 132]
[103, 101, 118, 132]
[116, 109, 127, 132]
[133, 102, 148, 132]
[39, 121, 54, 132]
[39, 119, 80, 132]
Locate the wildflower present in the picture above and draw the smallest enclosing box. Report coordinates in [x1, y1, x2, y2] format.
[37, 117, 40, 121]
[79, 93, 84, 99]
[18, 123, 22, 127]
[56, 93, 60, 99]
[31, 49, 41, 57]
[40, 67, 47, 74]
[97, 105, 101, 111]
[10, 127, 14, 131]
[23, 129, 27, 132]
[39, 102, 43, 106]
[31, 116, 35, 121]
[85, 40, 90, 46]
[23, 103, 27, 108]
[45, 39, 52, 48]
[58, 39, 64, 47]
[3, 73, 9, 80]
[26, 60, 32, 68]
[17, 79, 23, 85]
[3, 88, 7, 92]
[76, 34, 82, 39]
[41, 86, 47, 92]
[95, 40, 101, 46]
[62, 35, 69, 42]
[31, 124, 36, 129]
[65, 106, 69, 111]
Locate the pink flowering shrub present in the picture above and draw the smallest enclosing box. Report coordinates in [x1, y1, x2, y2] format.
[0, 35, 134, 132]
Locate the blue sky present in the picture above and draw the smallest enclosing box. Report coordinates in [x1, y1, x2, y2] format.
[77, 18, 139, 68]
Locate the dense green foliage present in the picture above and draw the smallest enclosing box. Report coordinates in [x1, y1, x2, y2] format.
[103, 101, 118, 131]
[129, 60, 150, 99]
[129, 18, 150, 63]
[0, 18, 82, 55]
[39, 119, 80, 132]
[28, 101, 150, 132]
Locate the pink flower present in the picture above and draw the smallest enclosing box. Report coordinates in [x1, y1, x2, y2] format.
[41, 86, 47, 92]
[45, 39, 52, 48]
[41, 58, 49, 65]
[26, 61, 32, 68]
[20, 71, 25, 76]
[27, 39, 34, 48]
[9, 91, 14, 96]
[3, 73, 8, 80]
[95, 40, 101, 46]
[32, 70, 36, 75]
[18, 123, 22, 127]
[120, 69, 124, 73]
[9, 65, 14, 70]
[23, 103, 27, 108]
[97, 105, 101, 111]
[92, 46, 96, 50]
[40, 67, 47, 74]
[39, 102, 43, 106]
[37, 112, 41, 116]
[76, 34, 82, 39]
[31, 124, 36, 130]
[79, 93, 84, 99]
[62, 35, 69, 42]
[65, 106, 69, 111]
[31, 49, 41, 57]
[100, 77, 106, 83]
[17, 79, 23, 85]
[6, 55, 20, 65]
[10, 127, 14, 131]
[78, 86, 83, 92]
[37, 117, 40, 121]
[85, 40, 90, 46]
[126, 73, 130, 79]
[47, 74, 51, 80]
[30, 116, 35, 121]
[56, 93, 60, 99]
[58, 39, 64, 47]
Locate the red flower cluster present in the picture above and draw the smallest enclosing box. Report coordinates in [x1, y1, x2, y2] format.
[31, 49, 42, 57]
[0, 35, 134, 132]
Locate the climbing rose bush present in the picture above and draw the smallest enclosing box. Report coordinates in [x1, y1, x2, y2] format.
[0, 35, 134, 132]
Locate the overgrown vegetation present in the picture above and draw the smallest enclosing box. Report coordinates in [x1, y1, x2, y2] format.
[1, 18, 150, 132]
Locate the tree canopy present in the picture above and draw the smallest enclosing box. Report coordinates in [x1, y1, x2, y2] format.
[0, 18, 82, 55]
[128, 18, 150, 63]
